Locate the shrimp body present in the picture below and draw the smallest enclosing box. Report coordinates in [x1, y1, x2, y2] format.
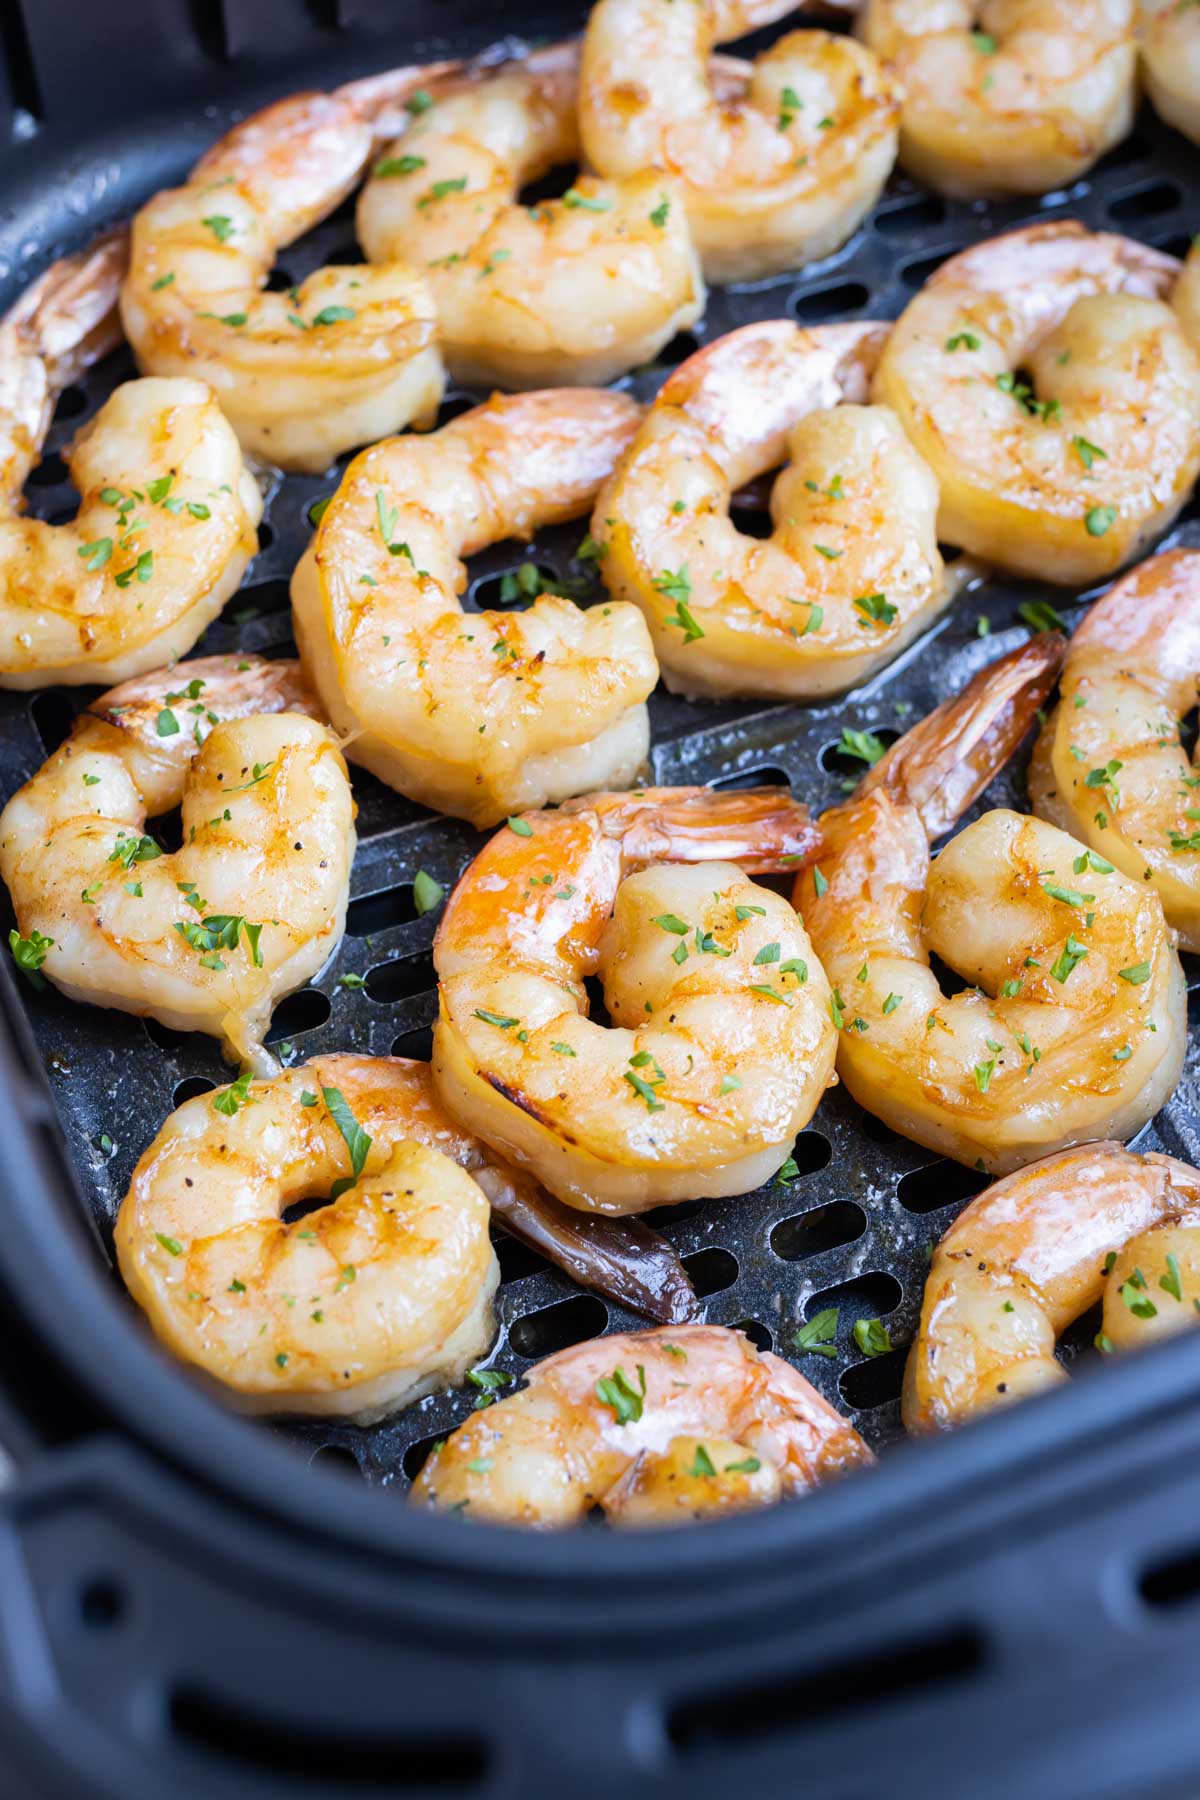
[1175, 239, 1200, 358]
[1141, 0, 1200, 144]
[592, 320, 959, 701]
[0, 236, 261, 687]
[0, 657, 355, 1072]
[579, 0, 899, 283]
[1030, 550, 1200, 952]
[357, 45, 704, 389]
[290, 389, 656, 828]
[412, 1324, 873, 1526]
[121, 82, 446, 472]
[873, 222, 1200, 582]
[858, 0, 1137, 198]
[905, 1143, 1200, 1431]
[432, 786, 832, 1215]
[795, 639, 1186, 1173]
[117, 1056, 504, 1421]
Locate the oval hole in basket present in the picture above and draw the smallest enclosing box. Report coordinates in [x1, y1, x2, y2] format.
[653, 328, 702, 366]
[494, 1232, 552, 1285]
[900, 246, 962, 290]
[265, 988, 330, 1044]
[875, 193, 946, 236]
[730, 1318, 773, 1352]
[789, 280, 870, 323]
[27, 451, 69, 489]
[309, 1443, 363, 1478]
[470, 562, 564, 611]
[839, 1344, 907, 1411]
[30, 688, 77, 756]
[364, 953, 437, 1004]
[896, 1159, 990, 1215]
[391, 1025, 434, 1062]
[819, 728, 900, 780]
[402, 1429, 452, 1482]
[1107, 179, 1182, 224]
[709, 765, 792, 793]
[681, 1246, 738, 1297]
[777, 1130, 833, 1179]
[172, 1076, 216, 1107]
[508, 1293, 608, 1359]
[803, 1269, 902, 1319]
[436, 390, 477, 428]
[346, 883, 420, 937]
[771, 1200, 865, 1263]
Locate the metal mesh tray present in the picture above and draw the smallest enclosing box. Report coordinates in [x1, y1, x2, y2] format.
[3, 52, 1199, 1495]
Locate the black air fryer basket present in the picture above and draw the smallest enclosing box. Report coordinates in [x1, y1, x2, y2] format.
[3, 5, 1200, 1796]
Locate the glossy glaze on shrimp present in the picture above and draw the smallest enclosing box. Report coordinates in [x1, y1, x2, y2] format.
[0, 234, 262, 687]
[874, 222, 1200, 583]
[0, 656, 354, 1071]
[592, 320, 971, 701]
[357, 43, 703, 389]
[1141, 0, 1200, 145]
[121, 70, 452, 471]
[858, 0, 1137, 197]
[432, 785, 832, 1215]
[1030, 550, 1200, 953]
[905, 1142, 1200, 1431]
[291, 388, 656, 828]
[795, 636, 1187, 1173]
[412, 1324, 873, 1526]
[579, 0, 899, 283]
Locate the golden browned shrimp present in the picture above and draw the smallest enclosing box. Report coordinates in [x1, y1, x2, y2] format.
[1030, 549, 1200, 952]
[1175, 238, 1200, 357]
[411, 1324, 873, 1526]
[795, 636, 1187, 1172]
[873, 222, 1200, 582]
[579, 0, 899, 283]
[357, 42, 704, 388]
[432, 785, 831, 1215]
[905, 1142, 1200, 1431]
[1, 656, 354, 1072]
[592, 319, 976, 701]
[290, 388, 657, 828]
[858, 0, 1137, 197]
[1141, 0, 1200, 144]
[0, 231, 262, 686]
[121, 69, 452, 471]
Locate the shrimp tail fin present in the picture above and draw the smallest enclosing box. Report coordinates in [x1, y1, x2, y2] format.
[477, 1164, 702, 1323]
[3, 225, 128, 392]
[576, 785, 820, 873]
[858, 632, 1065, 840]
[336, 58, 466, 140]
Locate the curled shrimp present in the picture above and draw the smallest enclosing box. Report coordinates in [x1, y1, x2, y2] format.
[578, 0, 899, 284]
[0, 656, 354, 1073]
[1030, 549, 1200, 952]
[290, 387, 656, 828]
[0, 233, 262, 687]
[1141, 0, 1200, 145]
[121, 68, 453, 472]
[117, 1054, 699, 1421]
[873, 221, 1200, 583]
[904, 1142, 1200, 1431]
[356, 43, 704, 389]
[431, 785, 831, 1216]
[794, 636, 1187, 1173]
[411, 1324, 873, 1526]
[857, 0, 1137, 198]
[591, 319, 972, 701]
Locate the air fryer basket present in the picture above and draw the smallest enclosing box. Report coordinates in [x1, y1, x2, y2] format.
[3, 4, 1200, 1797]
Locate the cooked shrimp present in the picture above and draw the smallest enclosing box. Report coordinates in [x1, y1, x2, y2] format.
[795, 636, 1187, 1173]
[431, 785, 832, 1215]
[857, 0, 1137, 197]
[579, 0, 899, 284]
[592, 319, 972, 701]
[0, 235, 262, 687]
[121, 68, 452, 472]
[290, 387, 656, 828]
[357, 43, 704, 389]
[1030, 549, 1200, 953]
[1174, 237, 1200, 356]
[873, 222, 1200, 583]
[904, 1142, 1200, 1431]
[411, 1324, 872, 1526]
[0, 656, 354, 1073]
[1141, 0, 1200, 144]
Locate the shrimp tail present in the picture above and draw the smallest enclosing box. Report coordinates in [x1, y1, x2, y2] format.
[477, 1164, 701, 1323]
[3, 225, 128, 391]
[335, 57, 467, 140]
[570, 784, 821, 873]
[858, 632, 1066, 839]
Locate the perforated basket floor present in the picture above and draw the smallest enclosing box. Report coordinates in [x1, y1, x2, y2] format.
[4, 51, 1200, 1493]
